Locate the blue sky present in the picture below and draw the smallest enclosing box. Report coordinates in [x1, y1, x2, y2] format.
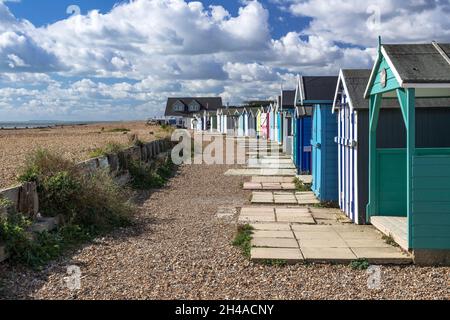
[1, 0, 450, 121]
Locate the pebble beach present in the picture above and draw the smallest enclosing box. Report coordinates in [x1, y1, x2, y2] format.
[0, 121, 167, 190]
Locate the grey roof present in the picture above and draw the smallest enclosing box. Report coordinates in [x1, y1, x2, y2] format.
[165, 97, 222, 117]
[383, 43, 450, 84]
[339, 69, 450, 111]
[296, 106, 313, 117]
[303, 76, 338, 102]
[282, 90, 296, 108]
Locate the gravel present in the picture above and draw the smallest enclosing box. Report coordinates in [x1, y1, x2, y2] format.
[0, 163, 449, 300]
[0, 121, 166, 189]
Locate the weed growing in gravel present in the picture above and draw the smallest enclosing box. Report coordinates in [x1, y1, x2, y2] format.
[313, 201, 340, 209]
[232, 224, 254, 258]
[89, 142, 127, 158]
[382, 234, 399, 247]
[294, 177, 311, 192]
[129, 156, 175, 190]
[350, 258, 370, 270]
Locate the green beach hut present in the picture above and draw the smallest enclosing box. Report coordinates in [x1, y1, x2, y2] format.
[365, 39, 450, 264]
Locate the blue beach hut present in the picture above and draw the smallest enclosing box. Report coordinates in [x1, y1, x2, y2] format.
[298, 76, 339, 202]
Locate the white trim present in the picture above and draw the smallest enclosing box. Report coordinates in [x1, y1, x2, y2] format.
[432, 41, 450, 66]
[364, 52, 381, 98]
[381, 46, 404, 88]
[332, 70, 343, 114]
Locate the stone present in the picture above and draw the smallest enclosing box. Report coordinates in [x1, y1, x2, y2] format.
[98, 156, 110, 170]
[252, 230, 294, 239]
[251, 247, 304, 263]
[31, 217, 58, 233]
[301, 247, 357, 262]
[352, 247, 412, 264]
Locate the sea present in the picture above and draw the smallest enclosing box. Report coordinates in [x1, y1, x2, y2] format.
[0, 121, 115, 129]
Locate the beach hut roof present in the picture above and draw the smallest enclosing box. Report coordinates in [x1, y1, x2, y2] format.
[281, 90, 296, 108]
[364, 42, 450, 98]
[296, 76, 338, 106]
[335, 68, 450, 113]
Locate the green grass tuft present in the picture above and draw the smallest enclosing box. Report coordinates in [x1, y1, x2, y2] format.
[232, 224, 254, 258]
[350, 258, 370, 270]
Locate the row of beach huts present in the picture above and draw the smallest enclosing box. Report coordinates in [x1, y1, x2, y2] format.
[166, 40, 450, 263]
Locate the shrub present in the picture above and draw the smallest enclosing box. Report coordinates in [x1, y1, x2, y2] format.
[18, 149, 134, 230]
[88, 142, 126, 158]
[106, 128, 130, 133]
[128, 161, 165, 190]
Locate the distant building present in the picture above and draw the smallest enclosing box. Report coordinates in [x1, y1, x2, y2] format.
[164, 97, 223, 130]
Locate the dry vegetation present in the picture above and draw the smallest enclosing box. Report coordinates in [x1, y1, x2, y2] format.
[0, 121, 170, 189]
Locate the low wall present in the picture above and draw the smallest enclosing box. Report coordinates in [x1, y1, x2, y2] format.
[0, 139, 172, 220]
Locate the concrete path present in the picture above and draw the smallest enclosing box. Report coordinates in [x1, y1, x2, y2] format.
[251, 176, 294, 183]
[224, 168, 297, 176]
[239, 207, 316, 224]
[248, 223, 412, 265]
[251, 191, 320, 205]
[243, 182, 296, 191]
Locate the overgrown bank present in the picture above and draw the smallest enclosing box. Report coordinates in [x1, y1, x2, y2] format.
[0, 138, 175, 269]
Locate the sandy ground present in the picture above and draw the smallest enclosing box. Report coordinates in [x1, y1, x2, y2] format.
[0, 163, 448, 300]
[0, 122, 168, 189]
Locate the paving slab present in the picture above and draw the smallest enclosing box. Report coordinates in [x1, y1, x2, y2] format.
[277, 214, 316, 224]
[251, 248, 304, 263]
[225, 169, 296, 176]
[281, 183, 296, 190]
[243, 182, 263, 190]
[275, 208, 310, 215]
[299, 238, 348, 248]
[344, 239, 392, 248]
[240, 207, 275, 215]
[262, 183, 283, 190]
[251, 176, 294, 183]
[291, 224, 334, 232]
[252, 237, 299, 248]
[294, 231, 341, 240]
[351, 247, 412, 264]
[250, 223, 292, 231]
[252, 230, 295, 238]
[337, 231, 384, 240]
[239, 215, 275, 223]
[301, 247, 357, 262]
